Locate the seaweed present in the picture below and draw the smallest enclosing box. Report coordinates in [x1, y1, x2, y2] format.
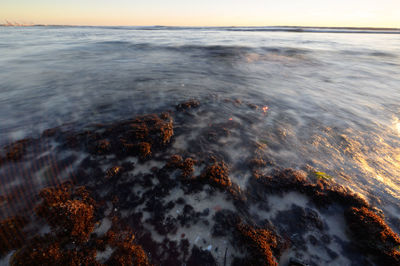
[236, 223, 282, 266]
[10, 184, 152, 265]
[345, 207, 400, 265]
[313, 171, 332, 180]
[201, 161, 232, 189]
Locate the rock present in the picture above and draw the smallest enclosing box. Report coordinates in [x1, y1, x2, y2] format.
[0, 216, 28, 255]
[137, 142, 152, 159]
[248, 158, 268, 169]
[4, 139, 31, 161]
[84, 113, 173, 158]
[176, 100, 200, 111]
[345, 206, 400, 265]
[106, 166, 124, 179]
[96, 139, 111, 154]
[250, 169, 368, 208]
[10, 236, 100, 266]
[35, 184, 95, 243]
[247, 103, 259, 110]
[236, 223, 281, 266]
[166, 155, 196, 179]
[12, 183, 151, 265]
[201, 161, 231, 189]
[289, 258, 310, 266]
[106, 230, 151, 266]
[181, 158, 196, 178]
[166, 155, 183, 168]
[186, 246, 217, 266]
[212, 210, 241, 237]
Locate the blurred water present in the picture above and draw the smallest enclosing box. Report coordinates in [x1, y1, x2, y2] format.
[0, 26, 400, 217]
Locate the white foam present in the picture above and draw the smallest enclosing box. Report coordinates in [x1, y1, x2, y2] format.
[96, 245, 115, 263]
[130, 185, 239, 264]
[129, 160, 165, 176]
[0, 250, 15, 266]
[324, 213, 348, 240]
[93, 217, 112, 236]
[250, 191, 309, 220]
[250, 191, 353, 265]
[172, 134, 189, 151]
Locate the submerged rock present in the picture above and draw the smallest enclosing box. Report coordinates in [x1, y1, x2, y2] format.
[137, 142, 152, 159]
[105, 166, 124, 179]
[166, 154, 197, 179]
[0, 216, 28, 255]
[251, 168, 368, 208]
[9, 183, 152, 266]
[3, 139, 32, 162]
[84, 113, 173, 159]
[248, 157, 268, 169]
[186, 246, 217, 266]
[11, 228, 151, 266]
[10, 236, 100, 266]
[176, 100, 200, 111]
[212, 210, 241, 237]
[96, 139, 112, 155]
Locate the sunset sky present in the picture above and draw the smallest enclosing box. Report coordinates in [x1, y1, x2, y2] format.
[1, 0, 399, 27]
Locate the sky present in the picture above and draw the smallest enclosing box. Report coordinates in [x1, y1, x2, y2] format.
[1, 0, 400, 27]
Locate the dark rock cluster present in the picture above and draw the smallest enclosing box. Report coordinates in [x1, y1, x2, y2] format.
[9, 183, 151, 266]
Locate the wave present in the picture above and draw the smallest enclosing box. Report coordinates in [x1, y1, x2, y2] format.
[87, 42, 311, 58]
[340, 49, 397, 58]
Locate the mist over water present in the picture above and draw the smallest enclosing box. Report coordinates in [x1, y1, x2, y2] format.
[0, 26, 400, 265]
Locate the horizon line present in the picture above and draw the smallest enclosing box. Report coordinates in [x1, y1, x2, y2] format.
[1, 23, 400, 30]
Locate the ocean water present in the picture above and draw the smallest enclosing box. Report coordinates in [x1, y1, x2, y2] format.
[0, 26, 400, 265]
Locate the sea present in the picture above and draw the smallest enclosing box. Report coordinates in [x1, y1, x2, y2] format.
[0, 26, 400, 265]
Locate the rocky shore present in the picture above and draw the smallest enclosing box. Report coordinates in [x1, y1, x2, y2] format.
[0, 100, 399, 265]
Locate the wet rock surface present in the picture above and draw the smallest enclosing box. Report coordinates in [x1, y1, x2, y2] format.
[0, 216, 28, 255]
[176, 100, 200, 111]
[201, 161, 232, 189]
[345, 207, 400, 265]
[0, 100, 399, 266]
[235, 223, 283, 266]
[75, 113, 174, 159]
[9, 183, 151, 266]
[34, 183, 96, 243]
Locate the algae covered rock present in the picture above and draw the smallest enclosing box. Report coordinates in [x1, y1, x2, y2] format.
[236, 223, 282, 266]
[176, 100, 200, 111]
[106, 230, 151, 266]
[166, 154, 197, 179]
[82, 113, 173, 159]
[0, 216, 28, 255]
[10, 236, 100, 266]
[201, 161, 232, 188]
[345, 206, 400, 265]
[10, 183, 152, 266]
[35, 183, 95, 243]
